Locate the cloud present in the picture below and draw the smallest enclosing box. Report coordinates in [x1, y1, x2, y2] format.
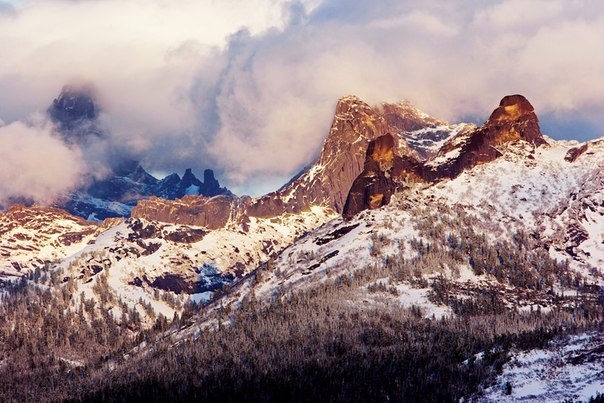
[194, 0, 604, 192]
[1, 0, 604, 198]
[0, 121, 88, 205]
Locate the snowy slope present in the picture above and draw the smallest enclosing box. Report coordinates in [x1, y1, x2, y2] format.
[44, 205, 336, 325]
[186, 136, 604, 332]
[425, 137, 604, 276]
[480, 331, 604, 402]
[0, 205, 103, 279]
[400, 122, 475, 160]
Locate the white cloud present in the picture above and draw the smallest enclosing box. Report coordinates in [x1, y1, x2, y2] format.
[0, 121, 87, 204]
[1, 0, 604, 198]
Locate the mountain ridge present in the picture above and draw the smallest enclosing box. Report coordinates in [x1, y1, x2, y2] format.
[0, 92, 602, 402]
[44, 84, 234, 220]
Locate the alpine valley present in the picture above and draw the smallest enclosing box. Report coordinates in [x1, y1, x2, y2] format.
[0, 90, 603, 402]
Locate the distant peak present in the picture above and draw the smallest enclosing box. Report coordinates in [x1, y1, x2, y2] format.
[48, 81, 102, 145]
[50, 83, 99, 121]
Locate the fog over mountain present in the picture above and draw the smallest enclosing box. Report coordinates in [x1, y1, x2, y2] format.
[1, 0, 603, 202]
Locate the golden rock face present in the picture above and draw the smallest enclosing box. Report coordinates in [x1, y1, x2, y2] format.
[369, 193, 384, 209]
[344, 94, 547, 219]
[368, 133, 395, 172]
[489, 94, 535, 123]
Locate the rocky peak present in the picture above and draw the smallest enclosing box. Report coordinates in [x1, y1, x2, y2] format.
[344, 94, 549, 218]
[379, 100, 444, 132]
[48, 83, 102, 144]
[423, 94, 546, 181]
[489, 94, 534, 123]
[49, 84, 98, 124]
[564, 143, 589, 163]
[132, 95, 439, 227]
[485, 94, 545, 147]
[304, 96, 391, 212]
[180, 168, 199, 189]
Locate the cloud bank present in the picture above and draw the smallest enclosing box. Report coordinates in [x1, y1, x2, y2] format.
[1, 0, 604, 199]
[0, 121, 87, 205]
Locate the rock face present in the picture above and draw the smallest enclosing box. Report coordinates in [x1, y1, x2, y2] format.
[48, 84, 98, 126]
[48, 83, 102, 144]
[132, 96, 437, 227]
[0, 204, 101, 278]
[59, 164, 232, 221]
[131, 195, 236, 230]
[343, 95, 547, 218]
[343, 134, 398, 218]
[343, 134, 424, 218]
[423, 94, 546, 181]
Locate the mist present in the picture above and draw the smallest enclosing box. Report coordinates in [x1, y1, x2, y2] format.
[1, 0, 603, 199]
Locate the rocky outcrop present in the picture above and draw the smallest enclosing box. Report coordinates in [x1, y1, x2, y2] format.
[132, 96, 437, 226]
[422, 94, 546, 181]
[343, 134, 398, 218]
[343, 95, 548, 218]
[131, 195, 236, 230]
[565, 143, 589, 162]
[343, 134, 423, 218]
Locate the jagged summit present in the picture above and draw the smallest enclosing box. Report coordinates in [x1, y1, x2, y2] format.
[48, 83, 98, 125]
[424, 94, 546, 180]
[48, 83, 102, 144]
[2, 86, 603, 403]
[343, 94, 549, 218]
[60, 165, 232, 221]
[44, 81, 233, 220]
[131, 95, 437, 227]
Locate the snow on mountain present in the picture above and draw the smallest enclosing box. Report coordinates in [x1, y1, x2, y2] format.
[4, 94, 602, 328]
[1, 92, 603, 402]
[30, 204, 333, 325]
[400, 122, 475, 160]
[480, 331, 604, 402]
[180, 132, 603, 339]
[0, 204, 103, 280]
[425, 137, 604, 276]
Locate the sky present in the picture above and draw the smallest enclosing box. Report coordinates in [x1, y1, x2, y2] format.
[1, 0, 603, 202]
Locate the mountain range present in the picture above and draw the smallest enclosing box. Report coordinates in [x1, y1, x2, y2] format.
[0, 90, 602, 401]
[47, 84, 232, 220]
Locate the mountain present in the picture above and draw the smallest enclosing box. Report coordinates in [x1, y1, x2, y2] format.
[343, 94, 547, 218]
[4, 92, 602, 309]
[58, 161, 232, 221]
[48, 83, 102, 145]
[0, 93, 602, 402]
[46, 84, 233, 220]
[131, 95, 447, 226]
[0, 204, 104, 280]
